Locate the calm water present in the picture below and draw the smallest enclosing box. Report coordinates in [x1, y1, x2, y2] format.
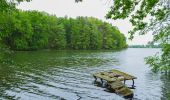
[0, 48, 170, 100]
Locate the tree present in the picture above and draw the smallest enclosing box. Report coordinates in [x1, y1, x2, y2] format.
[106, 0, 170, 72]
[0, 8, 126, 50]
[106, 0, 169, 39]
[47, 17, 66, 49]
[2, 11, 33, 50]
[0, 0, 127, 51]
[145, 26, 170, 72]
[78, 0, 170, 72]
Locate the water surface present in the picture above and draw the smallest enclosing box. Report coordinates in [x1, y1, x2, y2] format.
[0, 48, 169, 100]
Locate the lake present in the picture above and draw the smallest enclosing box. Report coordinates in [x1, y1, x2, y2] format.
[0, 48, 170, 100]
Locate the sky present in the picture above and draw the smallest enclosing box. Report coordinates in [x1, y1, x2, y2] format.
[17, 0, 153, 45]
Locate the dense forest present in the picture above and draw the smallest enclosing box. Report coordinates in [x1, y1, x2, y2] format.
[0, 10, 127, 51]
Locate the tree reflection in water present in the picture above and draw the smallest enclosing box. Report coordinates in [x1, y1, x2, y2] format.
[161, 74, 170, 100]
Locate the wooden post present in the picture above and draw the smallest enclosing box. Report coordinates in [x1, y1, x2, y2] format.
[132, 79, 135, 88]
[124, 79, 126, 84]
[100, 78, 103, 84]
[93, 75, 97, 81]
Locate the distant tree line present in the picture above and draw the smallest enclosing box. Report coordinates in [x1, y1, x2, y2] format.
[129, 45, 161, 48]
[0, 10, 127, 50]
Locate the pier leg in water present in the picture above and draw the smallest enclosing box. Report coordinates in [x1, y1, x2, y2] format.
[100, 78, 103, 85]
[124, 79, 126, 84]
[132, 79, 135, 88]
[93, 75, 97, 81]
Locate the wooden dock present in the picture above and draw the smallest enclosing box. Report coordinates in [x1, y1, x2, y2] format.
[93, 69, 137, 98]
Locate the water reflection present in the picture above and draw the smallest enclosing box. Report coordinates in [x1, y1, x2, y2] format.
[160, 74, 170, 100]
[0, 49, 169, 100]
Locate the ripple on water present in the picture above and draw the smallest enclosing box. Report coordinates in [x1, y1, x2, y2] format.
[1, 49, 169, 100]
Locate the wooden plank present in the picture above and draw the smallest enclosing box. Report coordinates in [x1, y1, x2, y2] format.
[109, 69, 137, 80]
[109, 81, 124, 90]
[93, 73, 117, 82]
[115, 87, 133, 97]
[100, 72, 119, 77]
[108, 81, 133, 97]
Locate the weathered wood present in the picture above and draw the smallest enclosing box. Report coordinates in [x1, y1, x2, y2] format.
[108, 81, 133, 97]
[108, 81, 124, 90]
[93, 69, 137, 98]
[93, 73, 117, 82]
[109, 69, 137, 80]
[115, 87, 133, 97]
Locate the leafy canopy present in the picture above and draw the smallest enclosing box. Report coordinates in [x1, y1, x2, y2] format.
[106, 0, 170, 40]
[106, 0, 170, 72]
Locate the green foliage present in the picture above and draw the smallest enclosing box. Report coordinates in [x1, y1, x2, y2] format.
[106, 0, 135, 19]
[25, 11, 49, 50]
[0, 0, 126, 50]
[0, 9, 127, 50]
[145, 26, 170, 72]
[106, 0, 169, 38]
[64, 16, 127, 50]
[104, 0, 170, 73]
[0, 0, 31, 13]
[47, 17, 66, 49]
[75, 0, 82, 2]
